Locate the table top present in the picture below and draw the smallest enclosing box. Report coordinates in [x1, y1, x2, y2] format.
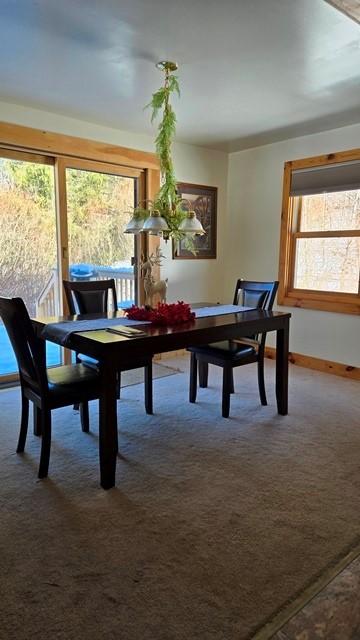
[33, 307, 291, 360]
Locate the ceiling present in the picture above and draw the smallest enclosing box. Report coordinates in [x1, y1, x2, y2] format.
[0, 0, 359, 152]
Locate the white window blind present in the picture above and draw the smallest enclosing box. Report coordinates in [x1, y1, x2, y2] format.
[290, 161, 360, 196]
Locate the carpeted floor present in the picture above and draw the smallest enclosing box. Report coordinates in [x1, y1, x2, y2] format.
[120, 362, 181, 387]
[0, 356, 359, 640]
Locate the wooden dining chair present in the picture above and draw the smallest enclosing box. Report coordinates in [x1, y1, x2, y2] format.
[63, 279, 153, 414]
[188, 280, 279, 418]
[0, 297, 101, 479]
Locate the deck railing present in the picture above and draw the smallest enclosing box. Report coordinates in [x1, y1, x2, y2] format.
[36, 269, 60, 317]
[36, 265, 135, 317]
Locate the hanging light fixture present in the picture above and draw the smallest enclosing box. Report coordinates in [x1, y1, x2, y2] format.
[178, 210, 206, 236]
[124, 61, 205, 245]
[142, 209, 169, 234]
[124, 211, 145, 234]
[178, 200, 205, 236]
[124, 200, 167, 235]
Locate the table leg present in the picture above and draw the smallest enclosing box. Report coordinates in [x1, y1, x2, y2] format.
[99, 362, 118, 490]
[33, 407, 42, 437]
[275, 318, 289, 416]
[33, 338, 47, 436]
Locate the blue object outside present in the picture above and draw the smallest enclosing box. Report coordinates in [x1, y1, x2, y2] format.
[69, 263, 97, 280]
[69, 263, 134, 281]
[1, 263, 134, 375]
[0, 324, 61, 375]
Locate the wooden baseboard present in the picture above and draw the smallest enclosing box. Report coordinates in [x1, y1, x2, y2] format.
[157, 348, 359, 381]
[155, 349, 187, 361]
[265, 347, 360, 381]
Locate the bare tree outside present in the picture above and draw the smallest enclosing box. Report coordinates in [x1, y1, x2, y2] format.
[294, 190, 360, 293]
[0, 157, 135, 375]
[66, 168, 134, 268]
[0, 159, 57, 315]
[0, 159, 135, 315]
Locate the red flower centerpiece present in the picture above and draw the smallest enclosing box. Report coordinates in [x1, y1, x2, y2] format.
[125, 301, 195, 326]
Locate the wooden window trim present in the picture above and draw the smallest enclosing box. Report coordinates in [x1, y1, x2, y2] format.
[278, 149, 360, 315]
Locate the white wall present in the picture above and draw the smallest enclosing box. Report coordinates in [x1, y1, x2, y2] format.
[163, 143, 228, 303]
[0, 101, 228, 303]
[227, 123, 360, 365]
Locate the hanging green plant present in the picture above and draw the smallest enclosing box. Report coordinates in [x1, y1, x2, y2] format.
[126, 61, 205, 249]
[147, 62, 188, 242]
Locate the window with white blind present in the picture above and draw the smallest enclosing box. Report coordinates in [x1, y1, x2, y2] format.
[278, 150, 360, 315]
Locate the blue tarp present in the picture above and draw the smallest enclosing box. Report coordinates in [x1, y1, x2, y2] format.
[69, 263, 134, 280]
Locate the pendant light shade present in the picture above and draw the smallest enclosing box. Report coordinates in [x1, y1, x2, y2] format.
[178, 210, 205, 235]
[142, 210, 169, 235]
[124, 215, 145, 234]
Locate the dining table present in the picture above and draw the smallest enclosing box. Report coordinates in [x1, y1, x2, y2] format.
[32, 305, 291, 489]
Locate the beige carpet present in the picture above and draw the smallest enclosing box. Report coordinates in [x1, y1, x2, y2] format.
[120, 362, 181, 387]
[0, 356, 359, 640]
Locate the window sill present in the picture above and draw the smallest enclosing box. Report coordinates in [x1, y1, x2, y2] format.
[278, 290, 360, 315]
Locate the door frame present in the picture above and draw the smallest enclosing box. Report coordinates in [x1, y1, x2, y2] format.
[0, 122, 160, 382]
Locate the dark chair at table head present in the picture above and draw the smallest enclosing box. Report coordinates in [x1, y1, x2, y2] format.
[233, 279, 278, 312]
[188, 279, 279, 418]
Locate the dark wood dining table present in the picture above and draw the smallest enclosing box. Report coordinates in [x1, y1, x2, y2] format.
[32, 308, 291, 489]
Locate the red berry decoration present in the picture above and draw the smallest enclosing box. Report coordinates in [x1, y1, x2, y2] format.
[125, 301, 195, 325]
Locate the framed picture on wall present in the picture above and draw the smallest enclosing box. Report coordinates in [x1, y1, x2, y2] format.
[172, 183, 217, 259]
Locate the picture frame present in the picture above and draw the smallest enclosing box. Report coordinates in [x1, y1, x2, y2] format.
[172, 183, 217, 259]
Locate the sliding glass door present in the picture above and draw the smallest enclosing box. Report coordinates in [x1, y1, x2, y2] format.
[0, 150, 61, 376]
[0, 152, 142, 382]
[65, 160, 138, 310]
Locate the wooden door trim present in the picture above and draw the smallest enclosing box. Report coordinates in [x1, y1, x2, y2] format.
[0, 147, 54, 165]
[60, 157, 143, 178]
[0, 121, 159, 170]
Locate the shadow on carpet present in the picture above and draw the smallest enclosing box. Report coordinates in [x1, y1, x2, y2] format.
[121, 362, 182, 387]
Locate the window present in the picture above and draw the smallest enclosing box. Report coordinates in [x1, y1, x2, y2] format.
[278, 150, 360, 315]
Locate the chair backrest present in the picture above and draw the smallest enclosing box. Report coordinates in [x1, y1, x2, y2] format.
[233, 280, 278, 311]
[233, 280, 279, 345]
[63, 279, 118, 315]
[0, 297, 47, 392]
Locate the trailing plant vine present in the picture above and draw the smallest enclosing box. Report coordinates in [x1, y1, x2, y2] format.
[131, 64, 196, 248]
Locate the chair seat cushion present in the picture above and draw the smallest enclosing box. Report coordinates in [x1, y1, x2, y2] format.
[47, 364, 100, 402]
[188, 340, 256, 361]
[76, 353, 153, 371]
[77, 353, 100, 369]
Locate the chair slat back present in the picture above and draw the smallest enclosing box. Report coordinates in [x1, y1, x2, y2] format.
[63, 279, 118, 315]
[233, 280, 278, 311]
[233, 280, 279, 344]
[0, 297, 47, 391]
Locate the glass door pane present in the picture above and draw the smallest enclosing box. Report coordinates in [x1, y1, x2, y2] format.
[66, 167, 136, 310]
[0, 153, 61, 376]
